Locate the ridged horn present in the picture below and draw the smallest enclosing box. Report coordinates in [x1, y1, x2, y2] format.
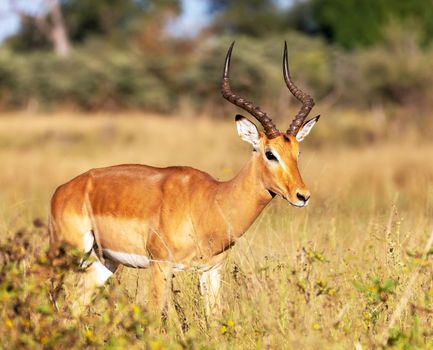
[283, 41, 315, 136]
[221, 42, 280, 139]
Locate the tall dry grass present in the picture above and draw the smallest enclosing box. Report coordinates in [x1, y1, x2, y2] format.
[1, 111, 433, 349]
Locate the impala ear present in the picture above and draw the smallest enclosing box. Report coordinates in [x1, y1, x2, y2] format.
[235, 114, 260, 150]
[296, 115, 320, 142]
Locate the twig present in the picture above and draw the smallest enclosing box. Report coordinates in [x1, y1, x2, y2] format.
[333, 303, 350, 328]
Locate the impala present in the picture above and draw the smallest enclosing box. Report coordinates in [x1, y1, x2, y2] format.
[49, 42, 320, 316]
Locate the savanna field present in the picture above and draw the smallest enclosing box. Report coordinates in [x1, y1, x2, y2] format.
[1, 109, 433, 349]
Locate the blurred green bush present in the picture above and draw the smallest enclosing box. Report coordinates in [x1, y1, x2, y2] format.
[0, 29, 432, 115]
[335, 23, 433, 108]
[0, 225, 154, 349]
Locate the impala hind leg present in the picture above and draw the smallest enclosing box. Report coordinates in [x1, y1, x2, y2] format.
[199, 266, 222, 317]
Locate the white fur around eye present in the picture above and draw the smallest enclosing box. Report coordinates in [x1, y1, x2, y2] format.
[236, 116, 260, 149]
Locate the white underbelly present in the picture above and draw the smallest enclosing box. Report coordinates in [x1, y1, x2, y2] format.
[102, 248, 214, 272]
[103, 249, 151, 268]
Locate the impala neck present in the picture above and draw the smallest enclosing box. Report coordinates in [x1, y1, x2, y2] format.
[215, 152, 273, 240]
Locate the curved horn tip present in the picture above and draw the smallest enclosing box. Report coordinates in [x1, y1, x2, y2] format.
[223, 41, 236, 78]
[227, 41, 235, 57]
[283, 41, 290, 76]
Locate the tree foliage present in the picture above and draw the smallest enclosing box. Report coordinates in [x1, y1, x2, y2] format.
[67, 0, 179, 41]
[3, 0, 433, 113]
[308, 0, 433, 49]
[7, 0, 180, 51]
[209, 0, 287, 37]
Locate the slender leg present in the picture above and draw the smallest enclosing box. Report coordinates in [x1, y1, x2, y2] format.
[149, 262, 173, 321]
[72, 255, 118, 317]
[199, 265, 222, 316]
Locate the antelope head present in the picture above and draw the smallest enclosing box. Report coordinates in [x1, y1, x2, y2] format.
[222, 42, 320, 208]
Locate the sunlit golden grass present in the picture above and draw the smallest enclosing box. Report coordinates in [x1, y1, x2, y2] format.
[1, 111, 433, 349]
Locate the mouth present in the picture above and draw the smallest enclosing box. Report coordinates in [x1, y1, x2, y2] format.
[268, 190, 277, 198]
[282, 194, 309, 208]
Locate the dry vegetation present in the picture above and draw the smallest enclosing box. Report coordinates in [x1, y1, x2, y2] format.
[1, 111, 433, 349]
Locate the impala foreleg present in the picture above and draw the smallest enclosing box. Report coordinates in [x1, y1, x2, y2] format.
[77, 258, 117, 301]
[149, 262, 174, 321]
[72, 232, 119, 317]
[199, 266, 222, 316]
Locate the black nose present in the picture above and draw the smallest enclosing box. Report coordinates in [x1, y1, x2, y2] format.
[296, 192, 310, 203]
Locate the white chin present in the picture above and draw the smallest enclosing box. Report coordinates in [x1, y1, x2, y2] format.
[289, 201, 308, 208]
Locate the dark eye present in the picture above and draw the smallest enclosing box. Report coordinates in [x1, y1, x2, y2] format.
[265, 151, 278, 161]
